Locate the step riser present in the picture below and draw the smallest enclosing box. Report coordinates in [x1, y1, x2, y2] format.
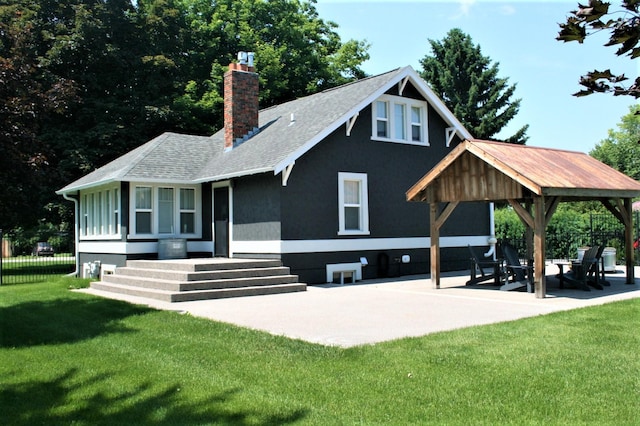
[125, 259, 282, 272]
[102, 275, 300, 291]
[114, 267, 291, 281]
[91, 282, 306, 302]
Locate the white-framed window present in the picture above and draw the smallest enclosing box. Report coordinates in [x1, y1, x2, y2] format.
[80, 184, 121, 239]
[338, 172, 369, 236]
[130, 184, 201, 237]
[372, 95, 428, 145]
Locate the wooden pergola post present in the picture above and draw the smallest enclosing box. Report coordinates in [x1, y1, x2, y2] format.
[430, 201, 459, 289]
[533, 196, 546, 298]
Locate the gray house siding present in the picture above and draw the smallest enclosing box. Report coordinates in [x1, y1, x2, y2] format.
[232, 174, 282, 241]
[270, 93, 488, 283]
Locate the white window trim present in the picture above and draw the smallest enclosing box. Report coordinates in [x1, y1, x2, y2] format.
[372, 94, 429, 146]
[338, 172, 370, 236]
[129, 183, 202, 239]
[79, 184, 121, 240]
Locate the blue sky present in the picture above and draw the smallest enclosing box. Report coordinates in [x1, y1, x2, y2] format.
[315, 0, 639, 153]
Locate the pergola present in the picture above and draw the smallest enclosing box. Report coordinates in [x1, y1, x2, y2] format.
[406, 139, 640, 298]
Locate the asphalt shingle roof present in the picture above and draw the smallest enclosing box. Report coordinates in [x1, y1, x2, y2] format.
[58, 66, 469, 193]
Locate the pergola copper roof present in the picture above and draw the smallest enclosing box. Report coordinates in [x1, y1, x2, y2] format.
[407, 139, 640, 203]
[407, 139, 640, 298]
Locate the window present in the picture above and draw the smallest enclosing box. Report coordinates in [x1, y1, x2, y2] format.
[80, 184, 121, 238]
[130, 184, 200, 237]
[338, 172, 369, 235]
[180, 188, 195, 234]
[371, 95, 428, 145]
[375, 101, 389, 138]
[135, 187, 153, 234]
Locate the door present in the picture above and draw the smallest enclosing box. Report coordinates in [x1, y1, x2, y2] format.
[213, 186, 229, 257]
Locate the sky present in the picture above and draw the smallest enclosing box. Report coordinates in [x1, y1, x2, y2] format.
[315, 0, 639, 153]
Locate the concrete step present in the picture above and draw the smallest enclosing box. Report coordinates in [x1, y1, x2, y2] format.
[113, 266, 292, 281]
[125, 258, 282, 272]
[90, 281, 307, 303]
[101, 273, 300, 291]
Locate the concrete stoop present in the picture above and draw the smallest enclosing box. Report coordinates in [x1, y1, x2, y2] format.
[91, 258, 307, 302]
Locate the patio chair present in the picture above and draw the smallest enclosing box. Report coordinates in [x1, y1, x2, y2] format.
[466, 245, 502, 286]
[564, 245, 604, 291]
[500, 241, 534, 292]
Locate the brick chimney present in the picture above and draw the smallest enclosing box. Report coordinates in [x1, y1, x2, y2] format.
[224, 52, 259, 151]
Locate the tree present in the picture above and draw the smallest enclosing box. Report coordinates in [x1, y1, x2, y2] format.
[590, 105, 640, 179]
[557, 0, 640, 98]
[0, 5, 77, 228]
[0, 0, 369, 232]
[419, 29, 528, 144]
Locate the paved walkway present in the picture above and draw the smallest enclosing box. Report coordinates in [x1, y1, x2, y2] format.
[81, 264, 640, 347]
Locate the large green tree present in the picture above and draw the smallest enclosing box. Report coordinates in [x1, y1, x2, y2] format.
[0, 0, 368, 231]
[557, 0, 640, 98]
[0, 4, 77, 228]
[590, 105, 640, 179]
[419, 28, 529, 144]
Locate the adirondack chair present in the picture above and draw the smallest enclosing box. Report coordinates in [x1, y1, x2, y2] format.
[564, 245, 604, 291]
[466, 245, 502, 286]
[500, 242, 534, 292]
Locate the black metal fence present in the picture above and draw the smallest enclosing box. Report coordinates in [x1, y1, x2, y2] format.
[1, 229, 75, 285]
[498, 211, 640, 265]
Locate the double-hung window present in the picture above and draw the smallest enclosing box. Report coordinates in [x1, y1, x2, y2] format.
[372, 95, 428, 145]
[338, 172, 369, 235]
[135, 186, 153, 234]
[131, 184, 200, 237]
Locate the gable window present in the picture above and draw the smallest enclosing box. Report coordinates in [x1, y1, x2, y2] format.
[131, 184, 201, 237]
[372, 95, 428, 145]
[80, 184, 121, 239]
[338, 172, 369, 235]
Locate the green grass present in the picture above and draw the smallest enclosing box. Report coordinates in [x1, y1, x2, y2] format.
[1, 277, 639, 425]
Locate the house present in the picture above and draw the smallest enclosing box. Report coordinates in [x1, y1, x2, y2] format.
[57, 55, 492, 284]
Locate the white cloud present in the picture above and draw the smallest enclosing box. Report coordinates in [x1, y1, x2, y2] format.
[451, 0, 476, 20]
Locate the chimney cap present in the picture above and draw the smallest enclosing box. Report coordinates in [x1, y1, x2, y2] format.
[237, 51, 255, 66]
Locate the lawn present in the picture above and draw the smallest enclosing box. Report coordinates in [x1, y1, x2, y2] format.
[1, 276, 639, 425]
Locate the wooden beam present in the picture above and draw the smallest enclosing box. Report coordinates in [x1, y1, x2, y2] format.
[508, 199, 534, 229]
[429, 202, 459, 289]
[533, 196, 546, 298]
[430, 203, 440, 289]
[434, 201, 459, 230]
[544, 196, 561, 227]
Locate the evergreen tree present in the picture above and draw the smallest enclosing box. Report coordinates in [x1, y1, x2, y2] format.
[419, 28, 528, 144]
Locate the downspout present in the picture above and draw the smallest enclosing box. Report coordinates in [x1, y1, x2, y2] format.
[484, 202, 497, 260]
[63, 193, 80, 277]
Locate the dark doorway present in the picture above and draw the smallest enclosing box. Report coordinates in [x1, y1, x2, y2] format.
[214, 187, 229, 257]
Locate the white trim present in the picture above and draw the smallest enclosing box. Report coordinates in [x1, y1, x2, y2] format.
[282, 162, 295, 186]
[326, 263, 362, 284]
[129, 183, 202, 239]
[338, 172, 370, 235]
[372, 94, 429, 145]
[78, 240, 213, 255]
[346, 113, 359, 136]
[274, 66, 473, 175]
[232, 235, 490, 254]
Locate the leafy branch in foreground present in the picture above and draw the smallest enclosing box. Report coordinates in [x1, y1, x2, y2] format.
[557, 0, 640, 98]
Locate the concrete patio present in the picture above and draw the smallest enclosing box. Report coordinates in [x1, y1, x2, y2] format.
[81, 263, 640, 348]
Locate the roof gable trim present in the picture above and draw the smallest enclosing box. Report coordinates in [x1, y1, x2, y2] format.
[274, 66, 472, 175]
